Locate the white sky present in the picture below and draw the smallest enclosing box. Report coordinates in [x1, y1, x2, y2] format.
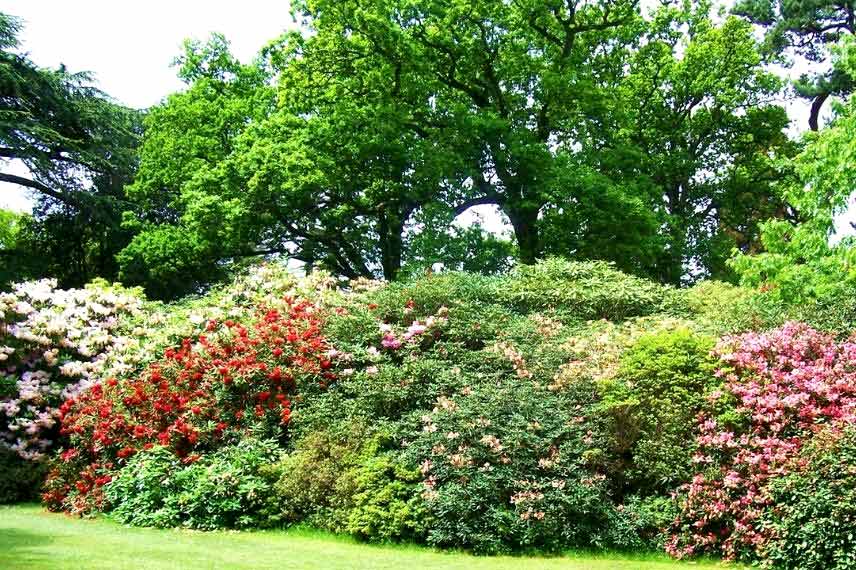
[0, 0, 853, 239]
[0, 0, 297, 211]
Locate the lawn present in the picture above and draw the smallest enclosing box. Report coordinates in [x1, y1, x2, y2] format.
[0, 504, 739, 570]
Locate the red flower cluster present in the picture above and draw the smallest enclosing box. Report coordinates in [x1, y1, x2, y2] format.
[43, 297, 338, 514]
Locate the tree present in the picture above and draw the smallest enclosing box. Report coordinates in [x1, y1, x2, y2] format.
[0, 208, 27, 287]
[118, 34, 275, 298]
[619, 6, 794, 283]
[123, 32, 507, 291]
[123, 2, 794, 292]
[280, 0, 792, 282]
[281, 0, 647, 265]
[734, 0, 856, 130]
[0, 12, 141, 286]
[227, 99, 465, 281]
[730, 38, 856, 301]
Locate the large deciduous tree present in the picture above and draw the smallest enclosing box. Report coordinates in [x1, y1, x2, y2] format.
[122, 32, 507, 292]
[621, 6, 795, 282]
[122, 1, 795, 294]
[117, 34, 276, 298]
[730, 38, 856, 301]
[282, 0, 647, 265]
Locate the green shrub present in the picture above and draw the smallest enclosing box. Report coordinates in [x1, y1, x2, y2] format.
[403, 379, 619, 554]
[761, 428, 856, 570]
[364, 271, 500, 320]
[597, 328, 717, 496]
[271, 424, 426, 541]
[342, 450, 428, 542]
[676, 281, 782, 334]
[105, 439, 281, 529]
[0, 447, 46, 504]
[606, 496, 680, 551]
[271, 425, 370, 529]
[499, 259, 669, 320]
[789, 283, 856, 336]
[679, 279, 856, 337]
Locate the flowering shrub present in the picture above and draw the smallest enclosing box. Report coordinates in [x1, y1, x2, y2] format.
[668, 322, 856, 561]
[43, 296, 341, 514]
[20, 259, 855, 564]
[0, 279, 144, 459]
[99, 264, 338, 379]
[761, 427, 856, 570]
[403, 379, 618, 554]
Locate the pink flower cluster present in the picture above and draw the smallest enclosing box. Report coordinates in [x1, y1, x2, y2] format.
[379, 305, 448, 350]
[668, 322, 856, 561]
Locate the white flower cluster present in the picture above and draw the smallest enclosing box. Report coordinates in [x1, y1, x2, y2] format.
[0, 279, 144, 460]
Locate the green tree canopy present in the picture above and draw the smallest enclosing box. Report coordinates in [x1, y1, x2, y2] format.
[0, 12, 141, 287]
[119, 1, 797, 295]
[730, 38, 856, 301]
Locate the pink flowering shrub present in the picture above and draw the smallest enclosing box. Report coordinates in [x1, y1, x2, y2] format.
[668, 322, 856, 561]
[0, 279, 143, 459]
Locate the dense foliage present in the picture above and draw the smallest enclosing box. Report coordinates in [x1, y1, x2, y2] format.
[42, 294, 340, 514]
[668, 322, 856, 562]
[0, 14, 141, 288]
[761, 427, 856, 570]
[101, 0, 797, 296]
[105, 439, 282, 530]
[4, 1, 856, 568]
[0, 257, 853, 569]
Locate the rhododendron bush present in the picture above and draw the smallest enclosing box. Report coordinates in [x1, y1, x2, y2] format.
[0, 265, 328, 463]
[43, 296, 342, 513]
[668, 322, 856, 562]
[6, 259, 856, 566]
[0, 280, 143, 459]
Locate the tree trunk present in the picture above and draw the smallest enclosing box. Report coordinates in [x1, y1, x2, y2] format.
[506, 206, 540, 265]
[659, 218, 687, 286]
[809, 92, 830, 132]
[378, 211, 405, 281]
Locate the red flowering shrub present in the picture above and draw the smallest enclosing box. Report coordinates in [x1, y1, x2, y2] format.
[667, 322, 856, 561]
[43, 297, 341, 514]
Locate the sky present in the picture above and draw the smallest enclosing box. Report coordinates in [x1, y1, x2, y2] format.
[0, 0, 853, 238]
[0, 0, 297, 211]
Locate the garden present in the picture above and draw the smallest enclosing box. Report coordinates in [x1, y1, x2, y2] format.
[3, 261, 856, 568]
[2, 1, 856, 569]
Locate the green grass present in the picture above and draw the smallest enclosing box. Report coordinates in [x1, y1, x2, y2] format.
[0, 504, 738, 570]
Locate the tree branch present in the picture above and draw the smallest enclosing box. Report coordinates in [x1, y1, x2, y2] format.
[0, 172, 81, 208]
[452, 195, 499, 217]
[809, 91, 829, 131]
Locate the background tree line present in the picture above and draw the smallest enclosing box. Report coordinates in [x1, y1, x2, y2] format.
[1, 1, 854, 300]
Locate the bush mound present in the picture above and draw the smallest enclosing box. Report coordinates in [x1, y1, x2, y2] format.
[761, 427, 856, 570]
[1, 260, 854, 568]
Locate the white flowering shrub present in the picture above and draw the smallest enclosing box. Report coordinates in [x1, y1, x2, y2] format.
[0, 279, 144, 459]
